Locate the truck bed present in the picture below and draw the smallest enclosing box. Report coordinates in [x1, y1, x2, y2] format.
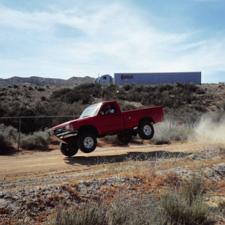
[122, 106, 163, 129]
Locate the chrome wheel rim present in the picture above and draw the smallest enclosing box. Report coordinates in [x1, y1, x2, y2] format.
[83, 137, 94, 149]
[143, 125, 152, 136]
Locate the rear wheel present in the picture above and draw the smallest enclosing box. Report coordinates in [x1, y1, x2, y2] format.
[60, 141, 78, 157]
[138, 120, 154, 140]
[78, 132, 97, 153]
[117, 132, 132, 145]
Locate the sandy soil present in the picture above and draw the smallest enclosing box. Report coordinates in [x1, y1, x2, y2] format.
[0, 142, 203, 189]
[0, 143, 202, 175]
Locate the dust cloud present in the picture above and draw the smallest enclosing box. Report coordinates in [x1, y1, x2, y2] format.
[193, 113, 225, 145]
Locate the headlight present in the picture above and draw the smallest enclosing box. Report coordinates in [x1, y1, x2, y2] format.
[65, 124, 73, 131]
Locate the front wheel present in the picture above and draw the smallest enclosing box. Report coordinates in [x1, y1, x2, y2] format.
[138, 121, 154, 140]
[60, 141, 78, 157]
[78, 133, 97, 153]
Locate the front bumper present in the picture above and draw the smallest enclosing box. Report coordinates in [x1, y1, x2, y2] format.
[49, 129, 78, 140]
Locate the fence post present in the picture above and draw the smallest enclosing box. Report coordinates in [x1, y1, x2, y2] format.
[17, 118, 21, 151]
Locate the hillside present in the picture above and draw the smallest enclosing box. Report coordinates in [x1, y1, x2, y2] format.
[0, 83, 225, 133]
[0, 76, 95, 87]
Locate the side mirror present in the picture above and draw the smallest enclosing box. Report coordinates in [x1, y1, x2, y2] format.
[100, 111, 104, 116]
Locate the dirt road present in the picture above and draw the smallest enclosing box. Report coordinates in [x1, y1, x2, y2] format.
[0, 142, 203, 190]
[0, 143, 201, 174]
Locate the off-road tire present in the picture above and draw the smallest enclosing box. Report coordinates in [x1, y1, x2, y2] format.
[60, 141, 78, 157]
[117, 132, 132, 145]
[138, 120, 154, 140]
[78, 132, 97, 153]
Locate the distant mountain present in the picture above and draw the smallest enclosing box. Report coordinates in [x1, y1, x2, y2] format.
[0, 76, 95, 86]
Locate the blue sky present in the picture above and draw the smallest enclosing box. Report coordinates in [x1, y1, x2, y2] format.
[0, 0, 225, 83]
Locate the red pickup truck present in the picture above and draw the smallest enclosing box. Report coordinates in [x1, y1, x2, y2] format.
[50, 101, 163, 157]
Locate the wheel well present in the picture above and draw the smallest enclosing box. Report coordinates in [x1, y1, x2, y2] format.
[139, 117, 154, 126]
[78, 125, 98, 136]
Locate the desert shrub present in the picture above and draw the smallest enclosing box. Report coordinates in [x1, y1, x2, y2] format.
[153, 120, 192, 144]
[114, 89, 127, 100]
[217, 202, 225, 218]
[102, 85, 117, 100]
[0, 124, 17, 153]
[118, 101, 137, 111]
[181, 176, 205, 205]
[41, 96, 47, 101]
[0, 124, 17, 141]
[123, 84, 133, 91]
[51, 88, 71, 99]
[161, 193, 209, 225]
[51, 83, 102, 104]
[0, 135, 13, 153]
[0, 83, 216, 135]
[123, 83, 208, 114]
[159, 84, 174, 92]
[21, 131, 50, 150]
[160, 176, 212, 225]
[51, 194, 160, 225]
[107, 194, 159, 225]
[49, 102, 84, 125]
[37, 87, 45, 92]
[176, 83, 199, 93]
[51, 177, 212, 225]
[194, 105, 208, 112]
[53, 203, 107, 225]
[1, 101, 54, 133]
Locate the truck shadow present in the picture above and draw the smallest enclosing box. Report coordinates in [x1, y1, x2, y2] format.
[64, 150, 191, 166]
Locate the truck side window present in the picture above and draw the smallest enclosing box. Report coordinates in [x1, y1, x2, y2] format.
[100, 104, 116, 115]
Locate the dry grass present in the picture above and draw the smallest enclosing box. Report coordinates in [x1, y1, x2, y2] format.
[49, 176, 214, 225]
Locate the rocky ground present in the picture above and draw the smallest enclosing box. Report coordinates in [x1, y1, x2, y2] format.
[0, 143, 224, 224]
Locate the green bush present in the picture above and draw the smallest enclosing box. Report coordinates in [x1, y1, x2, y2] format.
[21, 131, 50, 150]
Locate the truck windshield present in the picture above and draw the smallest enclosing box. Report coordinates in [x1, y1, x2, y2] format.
[80, 103, 102, 119]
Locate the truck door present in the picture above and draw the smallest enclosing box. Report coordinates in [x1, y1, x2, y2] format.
[98, 103, 124, 134]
